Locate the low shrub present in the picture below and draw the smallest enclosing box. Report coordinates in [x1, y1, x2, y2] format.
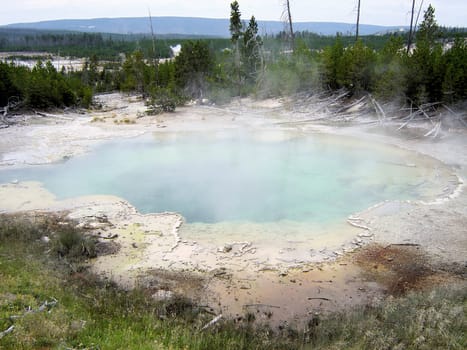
[52, 226, 97, 260]
[146, 87, 178, 115]
[0, 214, 43, 243]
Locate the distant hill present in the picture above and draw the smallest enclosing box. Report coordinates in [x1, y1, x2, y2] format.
[2, 17, 406, 37]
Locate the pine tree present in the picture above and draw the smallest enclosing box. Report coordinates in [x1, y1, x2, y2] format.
[322, 35, 345, 90]
[230, 1, 243, 94]
[174, 40, 214, 99]
[442, 37, 467, 102]
[416, 4, 440, 47]
[229, 1, 243, 45]
[0, 62, 22, 107]
[375, 36, 405, 101]
[242, 16, 263, 83]
[407, 4, 443, 103]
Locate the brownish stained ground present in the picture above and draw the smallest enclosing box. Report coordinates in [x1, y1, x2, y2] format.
[165, 243, 466, 327]
[197, 258, 382, 326]
[353, 243, 465, 296]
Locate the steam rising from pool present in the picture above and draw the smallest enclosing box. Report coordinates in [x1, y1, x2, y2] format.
[0, 130, 447, 226]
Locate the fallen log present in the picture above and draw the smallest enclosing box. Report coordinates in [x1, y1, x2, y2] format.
[369, 94, 387, 124]
[310, 90, 350, 114]
[385, 243, 420, 248]
[244, 303, 281, 309]
[201, 314, 222, 331]
[334, 95, 367, 114]
[397, 110, 422, 130]
[443, 104, 467, 127]
[424, 121, 441, 137]
[287, 90, 351, 117]
[102, 234, 119, 240]
[419, 105, 436, 126]
[34, 111, 74, 121]
[0, 325, 14, 339]
[2, 299, 57, 339]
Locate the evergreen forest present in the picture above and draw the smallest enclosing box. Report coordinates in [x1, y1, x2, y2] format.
[0, 2, 465, 112]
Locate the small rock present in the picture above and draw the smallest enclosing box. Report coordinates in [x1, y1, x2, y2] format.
[70, 320, 86, 331]
[221, 244, 233, 253]
[40, 236, 50, 243]
[152, 289, 174, 302]
[360, 233, 373, 238]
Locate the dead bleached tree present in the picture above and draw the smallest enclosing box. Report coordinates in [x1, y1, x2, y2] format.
[355, 0, 361, 41]
[148, 8, 159, 84]
[0, 96, 21, 128]
[275, 90, 466, 137]
[407, 0, 425, 53]
[407, 0, 416, 53]
[282, 0, 295, 52]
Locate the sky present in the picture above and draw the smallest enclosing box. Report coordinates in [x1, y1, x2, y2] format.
[1, 0, 465, 27]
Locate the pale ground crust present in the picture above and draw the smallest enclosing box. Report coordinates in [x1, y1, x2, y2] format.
[0, 93, 465, 324]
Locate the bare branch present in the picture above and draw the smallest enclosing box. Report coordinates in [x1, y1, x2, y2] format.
[0, 325, 14, 339]
[201, 314, 222, 331]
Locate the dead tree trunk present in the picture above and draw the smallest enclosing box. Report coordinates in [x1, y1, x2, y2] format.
[414, 0, 425, 33]
[407, 0, 416, 54]
[356, 0, 361, 41]
[283, 0, 295, 52]
[1, 98, 13, 127]
[148, 8, 159, 84]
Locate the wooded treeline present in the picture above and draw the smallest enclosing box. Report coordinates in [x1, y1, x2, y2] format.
[0, 29, 231, 60]
[0, 60, 92, 109]
[0, 3, 466, 112]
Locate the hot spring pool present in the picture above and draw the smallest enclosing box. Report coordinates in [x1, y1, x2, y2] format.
[0, 130, 447, 233]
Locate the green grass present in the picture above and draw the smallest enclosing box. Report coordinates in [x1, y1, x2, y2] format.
[0, 214, 465, 349]
[301, 287, 466, 349]
[0, 214, 297, 349]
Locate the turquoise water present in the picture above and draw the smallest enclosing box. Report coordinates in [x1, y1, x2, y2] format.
[0, 131, 442, 224]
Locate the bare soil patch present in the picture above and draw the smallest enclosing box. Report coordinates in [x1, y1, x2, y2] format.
[354, 243, 465, 296]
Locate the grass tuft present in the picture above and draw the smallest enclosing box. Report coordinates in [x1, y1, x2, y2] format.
[52, 225, 97, 261]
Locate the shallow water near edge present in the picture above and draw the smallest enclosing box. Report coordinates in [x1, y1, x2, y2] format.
[0, 129, 450, 243]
